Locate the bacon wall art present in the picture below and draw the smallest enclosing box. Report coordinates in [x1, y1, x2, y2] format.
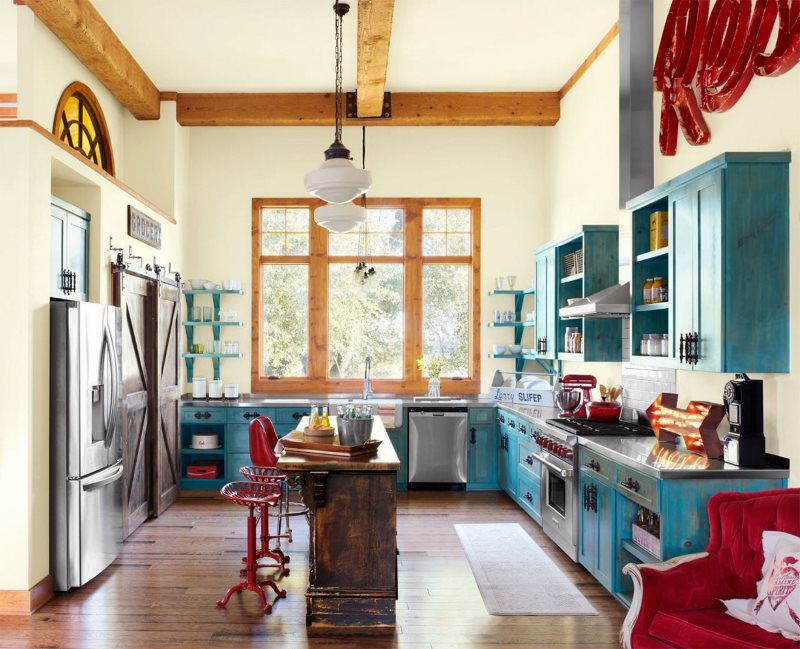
[655, 0, 800, 155]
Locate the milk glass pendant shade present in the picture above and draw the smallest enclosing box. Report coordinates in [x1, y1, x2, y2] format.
[314, 202, 367, 233]
[304, 157, 372, 204]
[304, 2, 373, 216]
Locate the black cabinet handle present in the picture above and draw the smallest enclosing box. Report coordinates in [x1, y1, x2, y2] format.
[509, 419, 515, 429]
[619, 477, 640, 492]
[583, 484, 588, 511]
[524, 454, 534, 465]
[498, 414, 505, 424]
[520, 424, 527, 434]
[194, 411, 211, 420]
[679, 333, 686, 363]
[243, 411, 260, 420]
[470, 427, 476, 445]
[292, 412, 303, 420]
[585, 459, 601, 472]
[524, 492, 533, 502]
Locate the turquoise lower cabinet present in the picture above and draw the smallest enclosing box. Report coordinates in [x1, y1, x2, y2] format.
[498, 427, 518, 498]
[180, 407, 228, 490]
[517, 470, 541, 523]
[467, 424, 499, 490]
[578, 473, 614, 592]
[387, 426, 407, 491]
[226, 452, 252, 483]
[274, 407, 306, 437]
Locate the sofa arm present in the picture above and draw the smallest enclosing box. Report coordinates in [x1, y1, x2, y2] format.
[620, 552, 716, 649]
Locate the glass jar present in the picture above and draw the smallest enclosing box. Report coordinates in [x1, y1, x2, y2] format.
[564, 327, 578, 353]
[309, 405, 320, 428]
[660, 333, 669, 356]
[651, 277, 664, 303]
[640, 334, 650, 356]
[643, 278, 654, 304]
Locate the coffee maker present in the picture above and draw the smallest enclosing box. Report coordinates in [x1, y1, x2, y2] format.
[722, 373, 765, 466]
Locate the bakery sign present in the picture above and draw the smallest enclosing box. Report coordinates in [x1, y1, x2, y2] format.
[655, 0, 800, 156]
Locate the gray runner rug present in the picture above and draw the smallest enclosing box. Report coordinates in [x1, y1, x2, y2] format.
[454, 523, 598, 616]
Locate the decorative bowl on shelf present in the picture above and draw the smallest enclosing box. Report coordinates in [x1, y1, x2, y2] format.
[189, 279, 210, 290]
[508, 344, 522, 354]
[202, 281, 216, 290]
[492, 344, 507, 355]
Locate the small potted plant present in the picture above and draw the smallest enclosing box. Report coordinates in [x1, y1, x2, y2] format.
[417, 356, 445, 398]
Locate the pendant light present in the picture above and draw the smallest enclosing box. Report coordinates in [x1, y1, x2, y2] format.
[306, 2, 372, 234]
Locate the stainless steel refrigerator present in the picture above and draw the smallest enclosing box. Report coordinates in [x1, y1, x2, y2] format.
[50, 301, 123, 591]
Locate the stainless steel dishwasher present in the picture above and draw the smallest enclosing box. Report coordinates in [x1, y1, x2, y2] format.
[408, 408, 468, 488]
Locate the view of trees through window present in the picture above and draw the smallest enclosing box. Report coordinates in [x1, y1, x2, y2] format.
[252, 198, 480, 391]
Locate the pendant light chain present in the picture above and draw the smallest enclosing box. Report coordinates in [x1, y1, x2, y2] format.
[334, 4, 344, 145]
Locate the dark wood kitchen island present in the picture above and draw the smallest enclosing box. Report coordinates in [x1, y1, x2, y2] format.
[278, 416, 399, 633]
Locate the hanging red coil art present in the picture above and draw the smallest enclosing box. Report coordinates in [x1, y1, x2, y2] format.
[655, 0, 800, 155]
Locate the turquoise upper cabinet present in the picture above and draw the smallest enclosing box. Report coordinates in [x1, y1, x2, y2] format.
[535, 226, 621, 363]
[628, 152, 790, 373]
[51, 196, 90, 301]
[534, 245, 557, 359]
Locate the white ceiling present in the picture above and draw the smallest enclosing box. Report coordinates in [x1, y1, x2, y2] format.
[90, 0, 618, 93]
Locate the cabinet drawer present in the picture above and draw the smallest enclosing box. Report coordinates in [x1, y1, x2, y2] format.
[579, 447, 614, 487]
[615, 465, 659, 511]
[226, 424, 251, 453]
[275, 408, 307, 424]
[226, 407, 276, 424]
[469, 407, 496, 425]
[181, 407, 226, 424]
[517, 439, 541, 483]
[273, 423, 296, 438]
[517, 472, 541, 522]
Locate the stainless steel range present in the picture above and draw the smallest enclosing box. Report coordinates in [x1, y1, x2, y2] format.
[533, 417, 652, 561]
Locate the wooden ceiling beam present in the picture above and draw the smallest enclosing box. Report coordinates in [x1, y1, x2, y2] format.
[18, 0, 160, 119]
[356, 0, 395, 118]
[176, 92, 560, 127]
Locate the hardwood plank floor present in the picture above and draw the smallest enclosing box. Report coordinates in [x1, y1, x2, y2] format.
[0, 491, 626, 648]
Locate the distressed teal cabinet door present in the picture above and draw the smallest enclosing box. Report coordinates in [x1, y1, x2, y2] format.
[467, 425, 499, 489]
[535, 246, 557, 359]
[670, 185, 694, 364]
[579, 474, 614, 592]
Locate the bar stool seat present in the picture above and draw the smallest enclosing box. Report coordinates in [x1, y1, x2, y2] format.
[240, 465, 290, 574]
[216, 481, 287, 615]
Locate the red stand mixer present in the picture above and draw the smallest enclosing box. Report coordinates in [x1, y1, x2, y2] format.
[557, 374, 597, 418]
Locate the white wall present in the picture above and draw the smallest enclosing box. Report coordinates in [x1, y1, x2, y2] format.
[543, 37, 625, 390]
[186, 126, 549, 392]
[0, 0, 17, 91]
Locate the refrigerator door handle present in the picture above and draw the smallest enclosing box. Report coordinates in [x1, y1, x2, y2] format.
[82, 462, 124, 492]
[102, 321, 120, 449]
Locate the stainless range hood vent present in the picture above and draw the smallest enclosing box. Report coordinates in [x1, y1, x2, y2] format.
[559, 282, 630, 320]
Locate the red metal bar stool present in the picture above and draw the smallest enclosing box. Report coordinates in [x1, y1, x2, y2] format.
[248, 416, 309, 545]
[216, 481, 287, 615]
[239, 465, 289, 575]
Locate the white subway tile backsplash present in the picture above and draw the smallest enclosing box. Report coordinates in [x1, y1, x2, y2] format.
[620, 363, 677, 418]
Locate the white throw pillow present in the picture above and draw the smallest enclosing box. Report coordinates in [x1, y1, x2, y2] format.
[722, 530, 800, 641]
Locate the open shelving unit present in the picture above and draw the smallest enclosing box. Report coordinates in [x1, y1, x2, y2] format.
[182, 288, 244, 381]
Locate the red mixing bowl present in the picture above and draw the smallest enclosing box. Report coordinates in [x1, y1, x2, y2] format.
[585, 400, 622, 423]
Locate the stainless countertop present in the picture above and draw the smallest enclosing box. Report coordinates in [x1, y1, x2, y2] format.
[498, 403, 791, 481]
[180, 393, 497, 408]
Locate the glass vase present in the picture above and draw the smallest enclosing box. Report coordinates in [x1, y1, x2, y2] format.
[426, 377, 441, 398]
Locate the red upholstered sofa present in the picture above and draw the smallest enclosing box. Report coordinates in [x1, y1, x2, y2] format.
[620, 488, 800, 649]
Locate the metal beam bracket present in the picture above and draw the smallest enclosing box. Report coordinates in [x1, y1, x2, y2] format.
[346, 91, 392, 119]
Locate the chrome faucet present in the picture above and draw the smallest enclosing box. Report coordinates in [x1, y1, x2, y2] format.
[363, 356, 373, 399]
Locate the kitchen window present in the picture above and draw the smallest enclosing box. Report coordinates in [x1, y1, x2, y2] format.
[252, 198, 480, 393]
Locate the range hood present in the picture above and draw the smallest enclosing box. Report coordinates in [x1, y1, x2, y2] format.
[559, 282, 630, 319]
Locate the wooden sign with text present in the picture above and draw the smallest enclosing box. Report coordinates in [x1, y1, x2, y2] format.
[128, 205, 162, 249]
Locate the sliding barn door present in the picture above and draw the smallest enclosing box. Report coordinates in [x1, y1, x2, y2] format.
[154, 280, 181, 515]
[115, 272, 154, 538]
[114, 266, 182, 537]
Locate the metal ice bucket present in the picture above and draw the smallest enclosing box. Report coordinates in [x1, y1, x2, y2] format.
[338, 417, 374, 446]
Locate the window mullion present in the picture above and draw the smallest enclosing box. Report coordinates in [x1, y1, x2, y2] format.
[405, 199, 423, 384]
[308, 220, 328, 381]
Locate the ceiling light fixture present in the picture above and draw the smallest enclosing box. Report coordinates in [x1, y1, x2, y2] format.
[306, 2, 371, 233]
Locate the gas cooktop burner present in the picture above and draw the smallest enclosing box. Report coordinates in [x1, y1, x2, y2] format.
[547, 418, 654, 437]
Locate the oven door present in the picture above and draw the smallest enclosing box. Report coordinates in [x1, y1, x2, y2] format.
[536, 451, 578, 561]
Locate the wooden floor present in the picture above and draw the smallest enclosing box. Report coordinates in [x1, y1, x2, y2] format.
[1, 491, 626, 648]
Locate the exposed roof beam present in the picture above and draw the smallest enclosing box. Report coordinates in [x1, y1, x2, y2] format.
[18, 0, 160, 119]
[559, 21, 619, 100]
[0, 93, 17, 119]
[356, 0, 395, 118]
[176, 92, 559, 127]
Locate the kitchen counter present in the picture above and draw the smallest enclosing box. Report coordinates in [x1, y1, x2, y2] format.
[180, 393, 496, 408]
[498, 402, 790, 480]
[279, 416, 398, 631]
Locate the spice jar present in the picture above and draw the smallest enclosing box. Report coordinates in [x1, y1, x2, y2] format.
[643, 278, 654, 304]
[640, 334, 651, 356]
[651, 277, 664, 303]
[564, 327, 578, 353]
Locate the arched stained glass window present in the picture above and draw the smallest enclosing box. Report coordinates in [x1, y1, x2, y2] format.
[53, 82, 115, 175]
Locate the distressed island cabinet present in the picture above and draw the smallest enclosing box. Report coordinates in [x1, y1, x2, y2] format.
[628, 152, 790, 372]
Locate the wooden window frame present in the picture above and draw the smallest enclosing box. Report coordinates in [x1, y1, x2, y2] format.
[53, 81, 115, 175]
[251, 197, 481, 394]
